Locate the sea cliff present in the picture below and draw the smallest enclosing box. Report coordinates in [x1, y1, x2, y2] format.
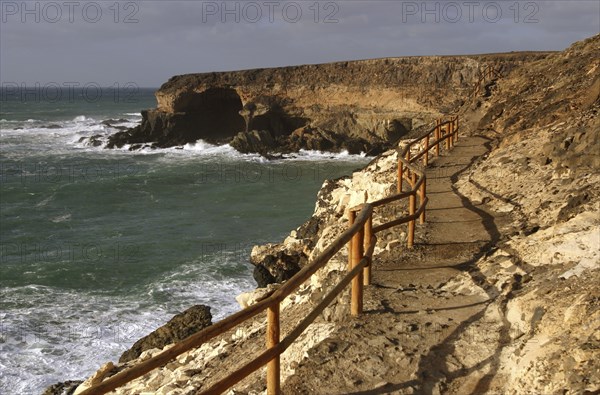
[105, 53, 550, 155]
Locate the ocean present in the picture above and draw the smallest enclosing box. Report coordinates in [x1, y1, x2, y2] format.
[0, 87, 370, 394]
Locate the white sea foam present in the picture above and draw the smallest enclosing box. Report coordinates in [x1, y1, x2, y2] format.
[0, 285, 163, 394]
[283, 149, 369, 161]
[50, 213, 71, 223]
[171, 141, 260, 159]
[2, 115, 371, 165]
[35, 194, 55, 208]
[181, 140, 218, 151]
[109, 140, 267, 163]
[129, 140, 370, 164]
[0, 255, 254, 395]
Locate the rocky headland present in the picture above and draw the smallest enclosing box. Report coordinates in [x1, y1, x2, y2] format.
[52, 35, 598, 394]
[103, 52, 550, 156]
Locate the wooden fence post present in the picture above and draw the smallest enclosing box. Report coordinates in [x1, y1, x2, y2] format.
[397, 155, 403, 193]
[424, 133, 430, 166]
[435, 119, 440, 156]
[351, 223, 364, 316]
[347, 210, 355, 272]
[363, 215, 372, 286]
[405, 149, 411, 180]
[408, 191, 416, 248]
[266, 303, 280, 395]
[454, 116, 459, 142]
[419, 178, 426, 224]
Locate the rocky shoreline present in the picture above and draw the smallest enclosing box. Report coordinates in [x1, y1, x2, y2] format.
[68, 145, 402, 395]
[45, 142, 403, 395]
[47, 35, 598, 394]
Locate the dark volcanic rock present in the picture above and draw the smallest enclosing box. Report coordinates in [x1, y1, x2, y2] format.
[251, 244, 306, 287]
[42, 124, 62, 129]
[288, 126, 370, 154]
[229, 126, 388, 157]
[78, 134, 104, 147]
[106, 128, 146, 149]
[295, 216, 321, 247]
[118, 305, 212, 363]
[253, 264, 277, 288]
[230, 130, 277, 155]
[101, 118, 129, 126]
[42, 380, 83, 395]
[107, 88, 246, 149]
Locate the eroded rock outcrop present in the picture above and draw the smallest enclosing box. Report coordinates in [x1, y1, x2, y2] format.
[250, 243, 306, 287]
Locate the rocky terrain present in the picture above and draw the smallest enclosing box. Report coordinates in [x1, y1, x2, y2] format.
[444, 34, 600, 394]
[102, 52, 550, 156]
[52, 35, 598, 394]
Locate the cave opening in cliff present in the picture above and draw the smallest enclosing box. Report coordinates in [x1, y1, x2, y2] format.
[250, 108, 309, 138]
[185, 88, 246, 140]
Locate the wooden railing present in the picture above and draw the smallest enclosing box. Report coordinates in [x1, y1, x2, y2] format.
[387, 116, 459, 247]
[79, 116, 460, 395]
[472, 64, 503, 97]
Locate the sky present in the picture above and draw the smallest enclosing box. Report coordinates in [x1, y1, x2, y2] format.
[1, 0, 599, 87]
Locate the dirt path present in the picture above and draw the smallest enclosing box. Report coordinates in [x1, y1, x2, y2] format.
[283, 135, 509, 394]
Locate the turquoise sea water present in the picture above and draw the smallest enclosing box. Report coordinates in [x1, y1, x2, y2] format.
[0, 88, 370, 394]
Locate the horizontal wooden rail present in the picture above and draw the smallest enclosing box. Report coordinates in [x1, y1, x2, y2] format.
[411, 127, 458, 163]
[370, 190, 414, 208]
[203, 345, 280, 395]
[472, 64, 503, 97]
[283, 240, 376, 349]
[372, 197, 428, 234]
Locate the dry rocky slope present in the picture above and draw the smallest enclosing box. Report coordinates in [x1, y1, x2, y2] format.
[105, 53, 549, 155]
[59, 35, 598, 394]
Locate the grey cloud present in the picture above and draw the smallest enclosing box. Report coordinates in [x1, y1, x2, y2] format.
[0, 1, 598, 87]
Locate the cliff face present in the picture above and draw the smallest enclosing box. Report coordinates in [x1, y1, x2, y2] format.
[107, 53, 551, 154]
